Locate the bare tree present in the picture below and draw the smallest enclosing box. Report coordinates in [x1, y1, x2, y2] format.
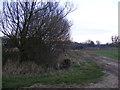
[96, 40, 100, 46]
[111, 36, 119, 43]
[0, 1, 75, 66]
[111, 35, 120, 47]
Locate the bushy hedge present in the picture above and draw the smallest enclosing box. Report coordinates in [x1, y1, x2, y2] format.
[2, 39, 68, 69]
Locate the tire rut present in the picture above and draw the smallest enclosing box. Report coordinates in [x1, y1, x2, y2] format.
[82, 51, 118, 76]
[81, 51, 119, 88]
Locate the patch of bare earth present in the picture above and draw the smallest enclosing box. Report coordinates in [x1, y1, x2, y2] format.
[27, 83, 83, 88]
[85, 71, 118, 88]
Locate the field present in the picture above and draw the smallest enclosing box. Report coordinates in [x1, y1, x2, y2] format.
[2, 50, 104, 88]
[90, 49, 118, 60]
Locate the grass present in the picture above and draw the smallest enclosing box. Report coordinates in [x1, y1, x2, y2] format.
[91, 49, 118, 60]
[2, 61, 104, 88]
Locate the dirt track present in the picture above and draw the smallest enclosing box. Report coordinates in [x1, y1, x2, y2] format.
[82, 51, 119, 88]
[82, 51, 118, 76]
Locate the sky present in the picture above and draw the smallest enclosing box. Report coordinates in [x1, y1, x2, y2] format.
[0, 0, 119, 44]
[66, 0, 119, 44]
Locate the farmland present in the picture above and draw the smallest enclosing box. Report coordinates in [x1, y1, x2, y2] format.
[90, 49, 118, 60]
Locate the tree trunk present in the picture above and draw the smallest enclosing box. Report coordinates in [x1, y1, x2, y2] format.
[19, 48, 28, 62]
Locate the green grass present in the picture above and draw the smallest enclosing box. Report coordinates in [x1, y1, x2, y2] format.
[91, 49, 118, 60]
[3, 61, 104, 88]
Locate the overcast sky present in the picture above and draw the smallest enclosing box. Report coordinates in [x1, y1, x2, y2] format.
[0, 0, 119, 44]
[66, 0, 119, 44]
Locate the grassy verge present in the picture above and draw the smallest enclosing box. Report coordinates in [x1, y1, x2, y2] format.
[3, 61, 104, 88]
[91, 49, 118, 60]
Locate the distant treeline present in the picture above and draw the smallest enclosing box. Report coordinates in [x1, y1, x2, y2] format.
[64, 41, 119, 50]
[2, 37, 119, 50]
